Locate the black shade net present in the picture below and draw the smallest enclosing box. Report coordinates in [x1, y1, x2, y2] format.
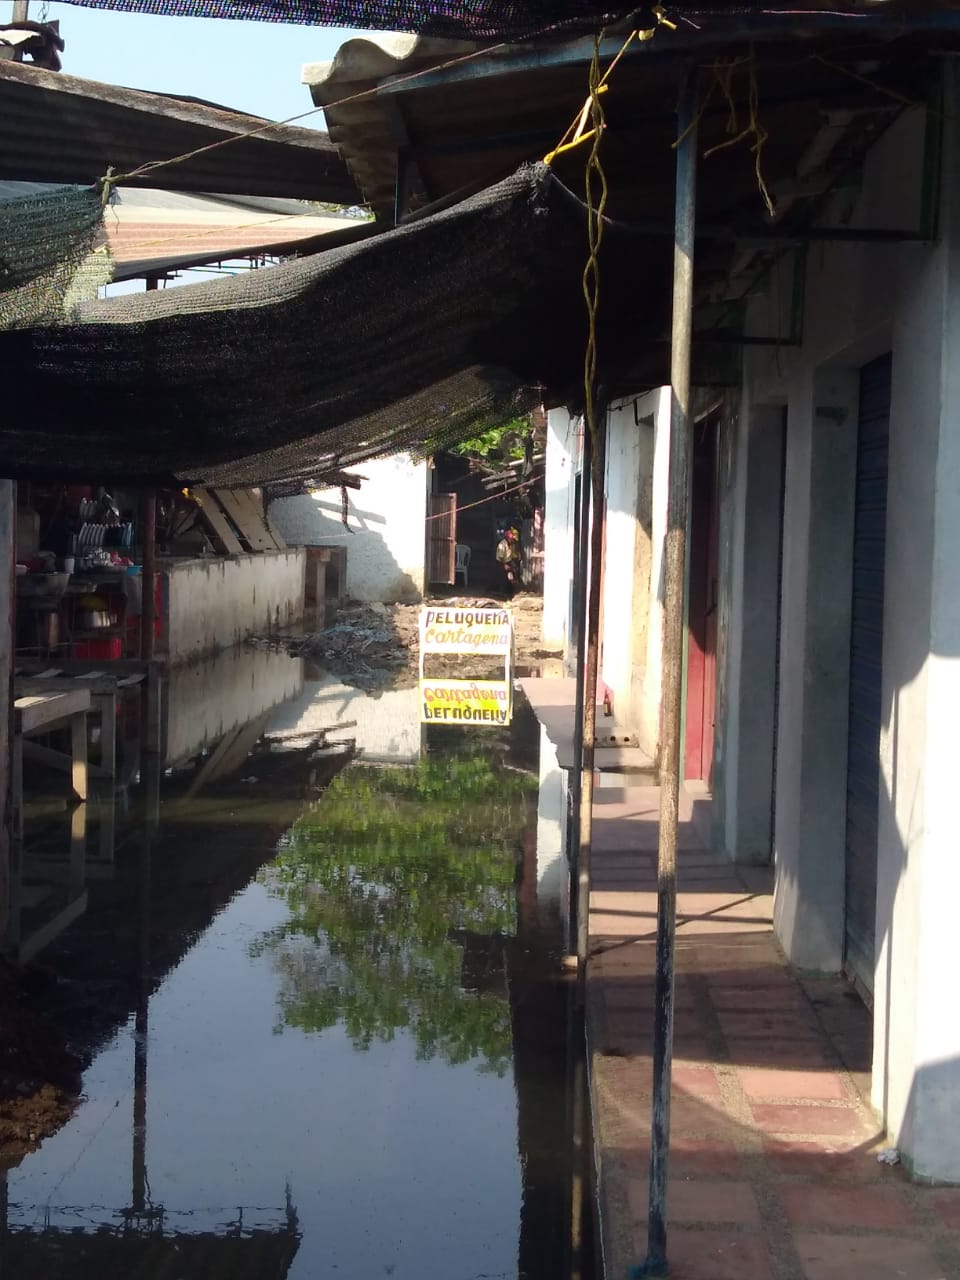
[1, 164, 669, 487]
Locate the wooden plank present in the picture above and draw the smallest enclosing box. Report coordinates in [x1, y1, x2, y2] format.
[17, 890, 88, 966]
[192, 486, 243, 555]
[214, 488, 277, 552]
[20, 741, 112, 781]
[15, 689, 90, 735]
[0, 480, 13, 940]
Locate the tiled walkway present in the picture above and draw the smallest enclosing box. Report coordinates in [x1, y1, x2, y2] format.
[585, 786, 960, 1280]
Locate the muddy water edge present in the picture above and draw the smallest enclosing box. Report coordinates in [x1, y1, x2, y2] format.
[0, 673, 596, 1280]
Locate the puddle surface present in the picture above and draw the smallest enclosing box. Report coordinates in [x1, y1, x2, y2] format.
[2, 651, 592, 1279]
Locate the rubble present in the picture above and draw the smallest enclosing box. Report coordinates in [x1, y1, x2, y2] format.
[252, 594, 559, 693]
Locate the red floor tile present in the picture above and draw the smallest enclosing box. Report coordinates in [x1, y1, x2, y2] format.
[794, 1231, 946, 1280]
[737, 1067, 850, 1102]
[930, 1188, 960, 1229]
[780, 1182, 914, 1228]
[631, 1228, 776, 1280]
[749, 1103, 870, 1139]
[629, 1177, 762, 1226]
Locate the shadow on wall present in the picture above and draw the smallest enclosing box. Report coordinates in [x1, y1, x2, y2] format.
[268, 459, 427, 604]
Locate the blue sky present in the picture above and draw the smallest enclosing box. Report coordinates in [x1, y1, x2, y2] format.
[44, 2, 371, 124]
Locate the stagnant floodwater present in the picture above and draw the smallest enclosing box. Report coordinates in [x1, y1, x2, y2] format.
[1, 652, 595, 1280]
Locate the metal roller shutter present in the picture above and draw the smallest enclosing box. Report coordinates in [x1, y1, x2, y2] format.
[844, 353, 891, 996]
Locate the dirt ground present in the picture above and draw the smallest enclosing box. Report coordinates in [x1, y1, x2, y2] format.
[258, 592, 558, 692]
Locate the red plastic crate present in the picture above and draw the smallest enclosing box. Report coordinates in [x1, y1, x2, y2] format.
[72, 635, 122, 660]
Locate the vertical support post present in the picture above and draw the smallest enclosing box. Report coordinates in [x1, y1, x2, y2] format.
[641, 66, 698, 1277]
[569, 421, 592, 958]
[0, 481, 15, 945]
[140, 490, 156, 663]
[12, 1, 30, 21]
[576, 409, 607, 971]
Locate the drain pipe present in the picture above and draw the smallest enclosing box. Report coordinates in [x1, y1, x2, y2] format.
[568, 418, 592, 961]
[576, 406, 607, 974]
[638, 65, 698, 1278]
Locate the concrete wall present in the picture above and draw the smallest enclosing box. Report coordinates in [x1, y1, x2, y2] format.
[722, 95, 960, 1178]
[269, 454, 428, 603]
[164, 550, 304, 664]
[543, 409, 578, 654]
[601, 397, 656, 742]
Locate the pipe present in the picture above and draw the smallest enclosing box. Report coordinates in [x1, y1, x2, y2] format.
[639, 65, 698, 1279]
[576, 408, 607, 973]
[568, 420, 592, 959]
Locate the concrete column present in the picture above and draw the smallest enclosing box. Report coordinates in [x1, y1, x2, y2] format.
[535, 724, 568, 915]
[872, 66, 960, 1181]
[772, 371, 858, 971]
[542, 409, 575, 654]
[640, 387, 672, 758]
[601, 397, 656, 737]
[717, 401, 785, 863]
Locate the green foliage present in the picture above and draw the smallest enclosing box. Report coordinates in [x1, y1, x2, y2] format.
[254, 750, 535, 1074]
[449, 415, 531, 462]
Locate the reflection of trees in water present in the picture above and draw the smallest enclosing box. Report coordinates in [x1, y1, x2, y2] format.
[254, 753, 534, 1074]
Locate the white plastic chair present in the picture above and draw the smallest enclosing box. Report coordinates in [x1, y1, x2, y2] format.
[455, 543, 470, 586]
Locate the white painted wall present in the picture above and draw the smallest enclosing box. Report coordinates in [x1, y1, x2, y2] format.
[535, 723, 568, 914]
[269, 454, 428, 603]
[543, 409, 577, 653]
[164, 550, 305, 664]
[723, 95, 960, 1178]
[266, 674, 422, 763]
[642, 388, 671, 759]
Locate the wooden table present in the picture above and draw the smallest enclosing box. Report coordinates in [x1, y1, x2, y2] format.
[13, 689, 91, 840]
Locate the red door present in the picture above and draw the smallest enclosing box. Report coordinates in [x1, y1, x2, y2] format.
[684, 417, 719, 784]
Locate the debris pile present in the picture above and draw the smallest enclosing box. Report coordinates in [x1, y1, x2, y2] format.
[253, 594, 559, 693]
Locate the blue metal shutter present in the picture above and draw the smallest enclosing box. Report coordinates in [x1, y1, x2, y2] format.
[844, 353, 891, 996]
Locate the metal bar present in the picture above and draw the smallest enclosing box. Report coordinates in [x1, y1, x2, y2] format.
[568, 421, 592, 960]
[11, 1, 30, 21]
[378, 14, 960, 96]
[140, 491, 156, 663]
[640, 66, 699, 1279]
[576, 409, 607, 972]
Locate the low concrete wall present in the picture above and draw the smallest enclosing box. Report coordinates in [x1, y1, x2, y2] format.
[164, 550, 304, 664]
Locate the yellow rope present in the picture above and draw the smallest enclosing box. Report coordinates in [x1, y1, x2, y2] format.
[700, 49, 775, 218]
[582, 31, 608, 447]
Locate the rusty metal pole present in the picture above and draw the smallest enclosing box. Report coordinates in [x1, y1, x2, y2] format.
[576, 408, 607, 972]
[568, 420, 592, 959]
[640, 66, 698, 1278]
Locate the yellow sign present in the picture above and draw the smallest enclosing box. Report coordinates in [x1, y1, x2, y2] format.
[419, 607, 512, 655]
[420, 680, 512, 725]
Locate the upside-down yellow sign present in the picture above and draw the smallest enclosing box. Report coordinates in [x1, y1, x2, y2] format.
[420, 679, 513, 725]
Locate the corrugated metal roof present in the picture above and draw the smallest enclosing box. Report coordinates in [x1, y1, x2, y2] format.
[0, 59, 362, 204]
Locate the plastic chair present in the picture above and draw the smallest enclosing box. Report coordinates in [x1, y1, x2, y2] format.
[455, 543, 471, 586]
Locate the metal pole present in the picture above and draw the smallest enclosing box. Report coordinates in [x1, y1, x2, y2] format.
[140, 490, 156, 663]
[641, 66, 698, 1278]
[576, 408, 607, 972]
[11, 1, 30, 21]
[568, 420, 592, 959]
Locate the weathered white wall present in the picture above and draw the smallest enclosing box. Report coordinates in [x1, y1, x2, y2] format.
[726, 97, 960, 1178]
[165, 646, 304, 765]
[601, 400, 644, 738]
[641, 388, 671, 760]
[164, 550, 305, 664]
[535, 723, 568, 912]
[543, 409, 577, 653]
[269, 454, 428, 603]
[266, 674, 422, 764]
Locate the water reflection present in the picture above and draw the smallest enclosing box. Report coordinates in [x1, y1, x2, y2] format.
[254, 753, 527, 1070]
[2, 647, 593, 1280]
[267, 667, 422, 763]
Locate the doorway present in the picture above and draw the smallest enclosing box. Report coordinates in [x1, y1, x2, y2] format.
[685, 415, 719, 784]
